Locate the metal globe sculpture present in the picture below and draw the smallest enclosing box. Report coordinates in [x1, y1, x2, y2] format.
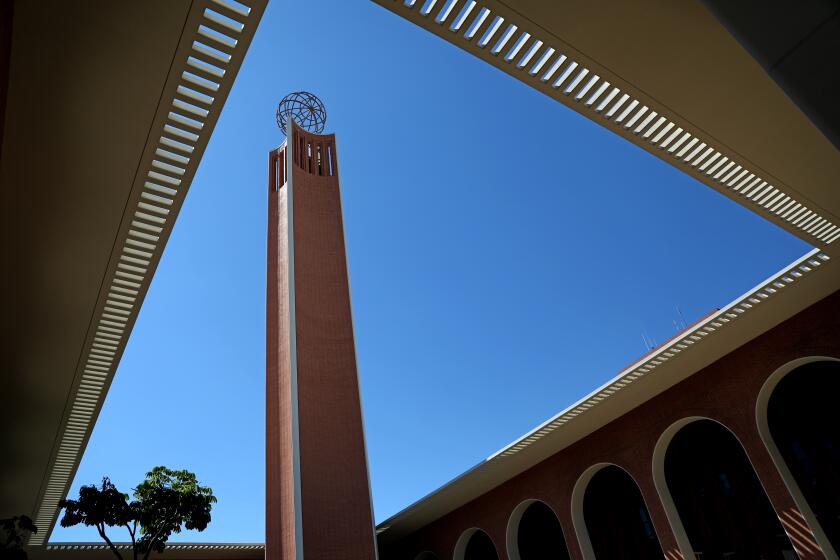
[276, 91, 327, 134]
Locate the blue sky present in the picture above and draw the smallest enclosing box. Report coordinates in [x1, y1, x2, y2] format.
[52, 0, 810, 544]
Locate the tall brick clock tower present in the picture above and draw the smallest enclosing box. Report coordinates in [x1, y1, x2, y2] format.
[266, 93, 377, 559]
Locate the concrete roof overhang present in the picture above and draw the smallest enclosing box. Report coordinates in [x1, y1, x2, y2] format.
[370, 0, 840, 543]
[0, 0, 265, 545]
[373, 0, 840, 254]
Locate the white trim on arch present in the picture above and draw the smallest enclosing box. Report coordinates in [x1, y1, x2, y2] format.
[505, 499, 567, 560]
[652, 415, 820, 560]
[756, 356, 840, 560]
[453, 527, 499, 560]
[651, 416, 711, 560]
[570, 463, 609, 560]
[570, 463, 658, 560]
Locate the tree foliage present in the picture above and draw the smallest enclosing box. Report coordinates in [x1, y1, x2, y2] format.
[0, 515, 38, 560]
[58, 467, 215, 560]
[134, 467, 216, 556]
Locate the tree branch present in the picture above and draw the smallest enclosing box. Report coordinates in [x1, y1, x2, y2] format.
[124, 521, 137, 560]
[141, 516, 175, 560]
[97, 522, 124, 560]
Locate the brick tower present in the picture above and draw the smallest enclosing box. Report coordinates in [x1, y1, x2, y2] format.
[266, 105, 377, 559]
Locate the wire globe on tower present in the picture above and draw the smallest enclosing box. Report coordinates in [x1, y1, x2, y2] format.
[276, 91, 327, 134]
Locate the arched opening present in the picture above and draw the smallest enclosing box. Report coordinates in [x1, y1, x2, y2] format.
[664, 419, 795, 558]
[454, 528, 499, 560]
[506, 500, 570, 560]
[579, 465, 663, 559]
[767, 360, 840, 553]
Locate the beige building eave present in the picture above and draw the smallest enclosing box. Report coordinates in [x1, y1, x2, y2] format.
[1, 0, 267, 544]
[372, 0, 840, 255]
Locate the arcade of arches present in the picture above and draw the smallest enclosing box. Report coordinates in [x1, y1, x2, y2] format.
[395, 352, 840, 560]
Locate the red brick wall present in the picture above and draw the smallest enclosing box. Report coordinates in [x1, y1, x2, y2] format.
[384, 289, 840, 560]
[266, 123, 376, 559]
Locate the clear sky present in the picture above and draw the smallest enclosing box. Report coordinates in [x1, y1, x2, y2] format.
[52, 0, 810, 544]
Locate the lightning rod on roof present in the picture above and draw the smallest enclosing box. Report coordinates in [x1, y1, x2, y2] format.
[671, 307, 689, 332]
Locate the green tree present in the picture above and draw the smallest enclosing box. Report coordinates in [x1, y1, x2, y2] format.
[58, 467, 216, 560]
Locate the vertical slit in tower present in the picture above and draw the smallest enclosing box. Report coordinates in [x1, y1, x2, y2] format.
[327, 143, 334, 176]
[317, 143, 323, 176]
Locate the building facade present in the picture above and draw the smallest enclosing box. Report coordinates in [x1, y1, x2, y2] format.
[377, 286, 840, 560]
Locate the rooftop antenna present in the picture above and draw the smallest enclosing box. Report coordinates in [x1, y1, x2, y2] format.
[674, 305, 688, 331]
[641, 330, 656, 352]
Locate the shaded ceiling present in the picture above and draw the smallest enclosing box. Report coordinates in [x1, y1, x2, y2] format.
[0, 0, 192, 520]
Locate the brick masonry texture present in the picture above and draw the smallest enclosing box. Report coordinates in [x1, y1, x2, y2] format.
[266, 124, 376, 560]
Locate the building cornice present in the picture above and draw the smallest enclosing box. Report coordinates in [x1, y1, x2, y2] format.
[28, 543, 264, 560]
[45, 543, 264, 551]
